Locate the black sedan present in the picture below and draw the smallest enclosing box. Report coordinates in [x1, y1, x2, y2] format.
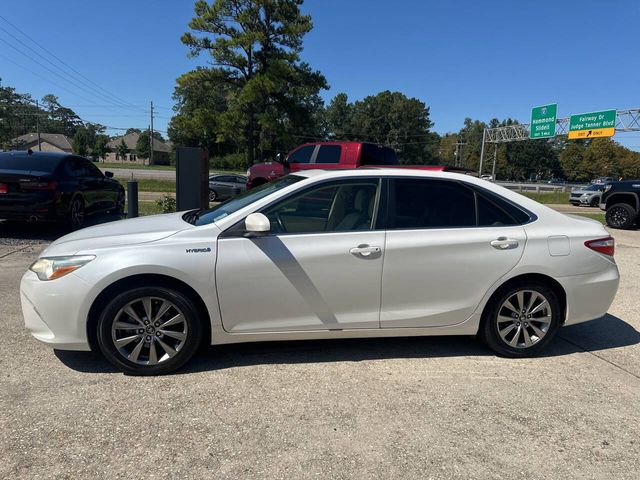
[0, 151, 124, 228]
[208, 174, 247, 202]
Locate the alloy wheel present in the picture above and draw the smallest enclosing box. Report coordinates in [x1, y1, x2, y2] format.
[70, 199, 84, 228]
[111, 296, 188, 366]
[496, 290, 552, 349]
[608, 206, 629, 227]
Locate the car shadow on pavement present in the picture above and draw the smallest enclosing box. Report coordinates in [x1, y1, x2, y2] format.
[53, 313, 638, 375]
[0, 214, 124, 243]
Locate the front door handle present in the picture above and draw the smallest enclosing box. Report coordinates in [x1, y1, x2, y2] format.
[349, 245, 381, 257]
[490, 237, 519, 250]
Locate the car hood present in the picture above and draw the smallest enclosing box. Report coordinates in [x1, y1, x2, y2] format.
[41, 212, 193, 256]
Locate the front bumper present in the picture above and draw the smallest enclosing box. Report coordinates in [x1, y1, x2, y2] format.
[20, 270, 93, 351]
[599, 203, 606, 211]
[557, 262, 620, 326]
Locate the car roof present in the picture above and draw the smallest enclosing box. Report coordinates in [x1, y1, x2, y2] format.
[0, 150, 71, 160]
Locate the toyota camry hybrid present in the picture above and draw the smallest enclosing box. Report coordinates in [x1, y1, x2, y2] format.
[21, 169, 620, 375]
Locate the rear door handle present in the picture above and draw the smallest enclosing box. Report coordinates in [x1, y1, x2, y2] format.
[350, 245, 381, 257]
[490, 237, 519, 250]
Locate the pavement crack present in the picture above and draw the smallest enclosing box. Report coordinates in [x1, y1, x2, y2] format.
[558, 334, 640, 381]
[0, 245, 31, 259]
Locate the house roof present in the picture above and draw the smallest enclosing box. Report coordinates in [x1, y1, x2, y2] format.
[107, 132, 172, 153]
[10, 133, 73, 151]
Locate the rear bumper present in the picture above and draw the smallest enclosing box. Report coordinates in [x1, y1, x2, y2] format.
[0, 198, 60, 221]
[557, 262, 620, 326]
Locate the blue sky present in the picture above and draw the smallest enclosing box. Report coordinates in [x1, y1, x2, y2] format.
[1, 0, 639, 150]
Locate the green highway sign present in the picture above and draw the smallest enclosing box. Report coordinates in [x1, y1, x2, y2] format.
[529, 104, 557, 139]
[568, 109, 616, 139]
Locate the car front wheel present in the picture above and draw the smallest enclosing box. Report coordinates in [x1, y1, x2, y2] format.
[481, 283, 560, 357]
[97, 286, 203, 375]
[209, 190, 217, 202]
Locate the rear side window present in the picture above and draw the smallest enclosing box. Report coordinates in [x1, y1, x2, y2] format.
[287, 145, 315, 164]
[314, 145, 341, 164]
[390, 179, 475, 229]
[475, 189, 531, 226]
[360, 144, 386, 165]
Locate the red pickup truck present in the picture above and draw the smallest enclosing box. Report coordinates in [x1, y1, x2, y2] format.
[246, 142, 469, 189]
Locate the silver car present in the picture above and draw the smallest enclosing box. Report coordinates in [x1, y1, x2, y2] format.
[209, 174, 247, 202]
[570, 184, 605, 207]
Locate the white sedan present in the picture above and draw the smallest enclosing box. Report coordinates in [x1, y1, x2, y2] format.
[21, 169, 620, 375]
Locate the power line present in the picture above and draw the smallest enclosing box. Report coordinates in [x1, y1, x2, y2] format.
[0, 37, 139, 111]
[0, 13, 141, 111]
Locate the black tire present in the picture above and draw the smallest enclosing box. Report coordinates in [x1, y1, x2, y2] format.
[480, 282, 561, 358]
[605, 203, 636, 229]
[589, 197, 599, 207]
[209, 190, 218, 202]
[96, 286, 203, 375]
[68, 196, 85, 229]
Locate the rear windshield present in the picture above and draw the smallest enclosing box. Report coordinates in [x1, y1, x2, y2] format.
[0, 155, 62, 173]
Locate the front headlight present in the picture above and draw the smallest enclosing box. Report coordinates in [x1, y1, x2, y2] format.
[603, 184, 612, 193]
[29, 255, 95, 281]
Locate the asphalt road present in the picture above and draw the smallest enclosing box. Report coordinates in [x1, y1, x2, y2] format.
[0, 222, 638, 479]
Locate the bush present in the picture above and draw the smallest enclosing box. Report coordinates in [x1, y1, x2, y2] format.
[155, 195, 176, 213]
[210, 153, 246, 171]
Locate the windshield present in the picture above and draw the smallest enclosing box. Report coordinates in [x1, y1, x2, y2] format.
[585, 184, 603, 191]
[187, 175, 304, 226]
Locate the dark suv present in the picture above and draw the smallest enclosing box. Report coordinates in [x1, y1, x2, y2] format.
[600, 180, 640, 229]
[0, 151, 124, 228]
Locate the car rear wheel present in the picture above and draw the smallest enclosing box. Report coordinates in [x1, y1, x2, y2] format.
[97, 286, 203, 375]
[606, 203, 636, 229]
[209, 190, 217, 202]
[481, 283, 560, 357]
[68, 197, 85, 229]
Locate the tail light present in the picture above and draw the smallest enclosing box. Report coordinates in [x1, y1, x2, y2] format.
[585, 236, 615, 256]
[0, 183, 7, 194]
[21, 180, 58, 191]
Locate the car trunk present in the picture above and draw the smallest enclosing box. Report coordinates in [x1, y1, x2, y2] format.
[0, 170, 57, 215]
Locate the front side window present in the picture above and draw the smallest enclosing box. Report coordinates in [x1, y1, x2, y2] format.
[314, 145, 341, 164]
[287, 145, 315, 164]
[390, 178, 475, 229]
[192, 175, 304, 226]
[261, 179, 380, 234]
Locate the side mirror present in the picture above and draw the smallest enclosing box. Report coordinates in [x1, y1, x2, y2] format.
[105, 171, 114, 178]
[244, 212, 270, 237]
[275, 153, 282, 163]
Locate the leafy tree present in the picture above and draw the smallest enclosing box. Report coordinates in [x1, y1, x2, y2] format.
[181, 0, 328, 167]
[125, 128, 142, 135]
[136, 130, 165, 159]
[92, 135, 111, 160]
[72, 127, 90, 156]
[324, 90, 437, 164]
[559, 142, 586, 181]
[116, 139, 129, 161]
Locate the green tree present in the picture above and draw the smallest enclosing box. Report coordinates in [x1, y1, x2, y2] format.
[92, 135, 111, 160]
[116, 139, 129, 162]
[324, 90, 436, 164]
[136, 130, 165, 159]
[181, 0, 328, 167]
[559, 142, 586, 181]
[72, 127, 90, 156]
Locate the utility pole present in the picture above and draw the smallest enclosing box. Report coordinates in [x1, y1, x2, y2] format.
[35, 99, 41, 151]
[454, 140, 466, 167]
[149, 101, 154, 166]
[478, 129, 487, 175]
[491, 144, 498, 180]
